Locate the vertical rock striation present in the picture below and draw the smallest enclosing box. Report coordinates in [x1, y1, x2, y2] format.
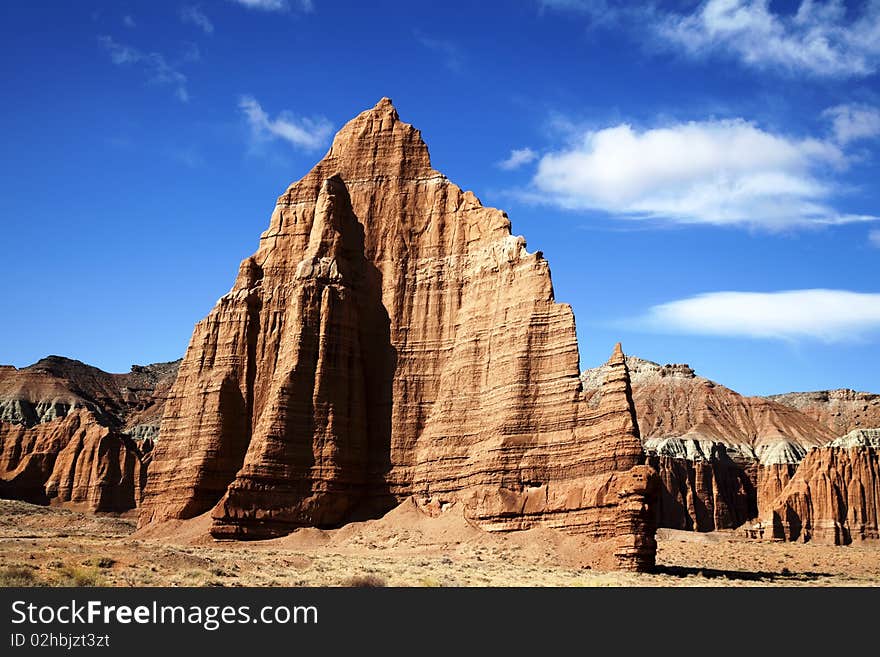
[769, 430, 880, 544]
[140, 99, 657, 570]
[581, 355, 831, 532]
[0, 358, 177, 510]
[0, 409, 146, 511]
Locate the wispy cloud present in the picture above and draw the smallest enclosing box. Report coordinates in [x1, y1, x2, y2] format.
[180, 6, 214, 34]
[239, 95, 333, 151]
[657, 0, 880, 78]
[526, 117, 877, 230]
[823, 104, 880, 145]
[498, 148, 538, 170]
[537, 0, 627, 27]
[541, 0, 880, 78]
[870, 229, 880, 249]
[229, 0, 314, 12]
[633, 289, 880, 343]
[415, 32, 465, 72]
[122, 15, 136, 28]
[98, 36, 192, 102]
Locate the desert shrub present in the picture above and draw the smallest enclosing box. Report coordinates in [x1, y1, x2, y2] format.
[343, 574, 387, 587]
[0, 565, 40, 586]
[60, 565, 103, 587]
[83, 557, 115, 569]
[179, 569, 209, 584]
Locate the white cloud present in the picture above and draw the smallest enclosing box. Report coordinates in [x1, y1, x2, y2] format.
[98, 36, 190, 102]
[870, 229, 880, 248]
[122, 15, 136, 28]
[239, 95, 333, 151]
[529, 118, 878, 229]
[232, 0, 287, 9]
[657, 0, 880, 78]
[230, 0, 313, 11]
[498, 148, 538, 170]
[823, 104, 880, 145]
[180, 6, 214, 34]
[636, 289, 880, 343]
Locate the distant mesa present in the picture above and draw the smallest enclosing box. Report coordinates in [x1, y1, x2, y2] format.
[0, 357, 179, 511]
[581, 355, 880, 544]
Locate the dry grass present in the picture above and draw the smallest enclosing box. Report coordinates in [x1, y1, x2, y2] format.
[342, 574, 387, 587]
[0, 500, 878, 587]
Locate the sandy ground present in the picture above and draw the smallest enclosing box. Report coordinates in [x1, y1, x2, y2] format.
[1, 499, 878, 587]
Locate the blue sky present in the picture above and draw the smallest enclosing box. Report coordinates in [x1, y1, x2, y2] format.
[1, 0, 878, 396]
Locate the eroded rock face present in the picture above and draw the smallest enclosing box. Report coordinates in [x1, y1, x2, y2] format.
[0, 409, 146, 511]
[0, 357, 176, 509]
[140, 98, 657, 570]
[647, 446, 758, 532]
[582, 356, 832, 531]
[768, 389, 880, 437]
[769, 437, 880, 545]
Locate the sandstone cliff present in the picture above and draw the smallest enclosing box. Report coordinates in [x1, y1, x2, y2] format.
[768, 429, 880, 545]
[0, 408, 147, 511]
[0, 357, 177, 510]
[140, 98, 657, 570]
[581, 356, 833, 531]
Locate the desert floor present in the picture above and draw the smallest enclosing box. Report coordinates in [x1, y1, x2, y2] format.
[0, 499, 877, 587]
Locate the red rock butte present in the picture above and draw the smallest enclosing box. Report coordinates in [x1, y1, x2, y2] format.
[138, 98, 659, 570]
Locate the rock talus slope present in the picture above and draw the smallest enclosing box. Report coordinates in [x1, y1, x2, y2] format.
[140, 98, 657, 570]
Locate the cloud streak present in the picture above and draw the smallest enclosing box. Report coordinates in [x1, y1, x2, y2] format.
[229, 0, 314, 12]
[180, 6, 214, 34]
[415, 32, 465, 72]
[823, 104, 880, 145]
[498, 148, 537, 170]
[541, 0, 880, 78]
[634, 289, 880, 343]
[239, 95, 333, 151]
[657, 0, 880, 78]
[527, 117, 876, 229]
[98, 36, 191, 102]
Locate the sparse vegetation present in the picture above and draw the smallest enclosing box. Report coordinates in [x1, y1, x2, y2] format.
[1, 499, 879, 588]
[343, 574, 387, 587]
[83, 557, 115, 569]
[0, 565, 40, 586]
[59, 565, 103, 587]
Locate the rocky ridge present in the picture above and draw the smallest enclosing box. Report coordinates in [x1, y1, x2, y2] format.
[581, 355, 833, 532]
[767, 389, 880, 438]
[0, 357, 179, 510]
